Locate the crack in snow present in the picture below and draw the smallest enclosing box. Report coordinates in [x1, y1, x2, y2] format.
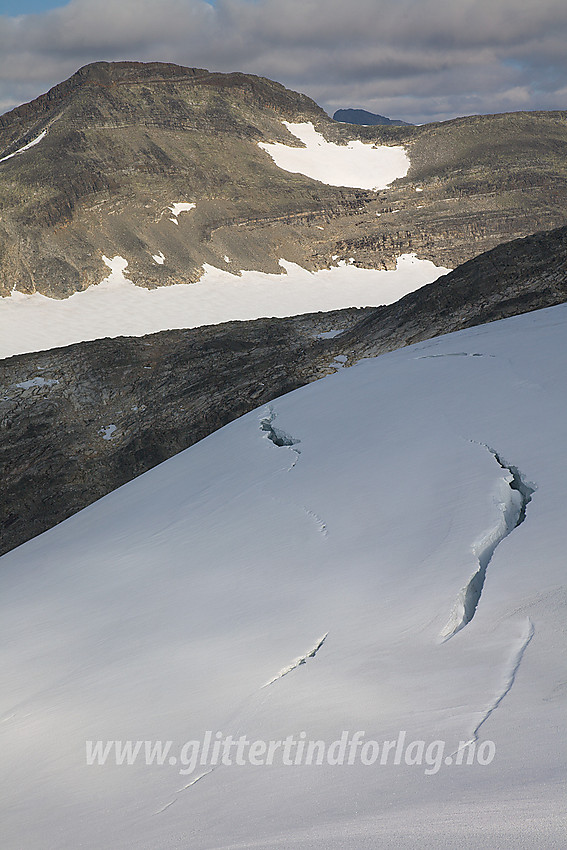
[453, 618, 535, 757]
[177, 768, 214, 793]
[155, 628, 328, 811]
[154, 633, 329, 807]
[266, 494, 329, 541]
[441, 446, 536, 641]
[488, 447, 535, 528]
[155, 769, 216, 813]
[153, 798, 177, 815]
[301, 505, 328, 538]
[415, 352, 495, 360]
[262, 633, 328, 688]
[260, 406, 301, 468]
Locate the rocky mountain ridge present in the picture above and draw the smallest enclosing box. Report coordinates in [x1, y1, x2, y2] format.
[1, 62, 567, 298]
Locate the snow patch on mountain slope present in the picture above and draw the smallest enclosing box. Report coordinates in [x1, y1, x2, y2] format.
[0, 304, 565, 848]
[0, 129, 47, 163]
[0, 253, 450, 359]
[258, 122, 410, 189]
[15, 376, 59, 389]
[168, 202, 195, 223]
[102, 253, 129, 280]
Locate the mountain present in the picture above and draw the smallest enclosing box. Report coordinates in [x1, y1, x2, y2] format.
[333, 107, 412, 126]
[1, 61, 567, 302]
[1, 60, 566, 849]
[1, 301, 565, 848]
[1, 223, 565, 558]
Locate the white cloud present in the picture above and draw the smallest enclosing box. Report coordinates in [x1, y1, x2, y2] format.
[1, 0, 567, 124]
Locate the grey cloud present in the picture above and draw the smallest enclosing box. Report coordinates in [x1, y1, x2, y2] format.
[1, 0, 567, 125]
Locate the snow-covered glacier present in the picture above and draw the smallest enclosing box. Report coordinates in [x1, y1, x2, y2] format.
[0, 304, 565, 848]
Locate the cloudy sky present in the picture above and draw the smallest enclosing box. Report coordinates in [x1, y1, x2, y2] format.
[1, 0, 566, 124]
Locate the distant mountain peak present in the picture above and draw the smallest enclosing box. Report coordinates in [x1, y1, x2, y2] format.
[333, 108, 412, 126]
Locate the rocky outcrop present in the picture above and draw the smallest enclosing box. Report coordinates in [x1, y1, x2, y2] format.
[0, 307, 367, 556]
[339, 225, 567, 358]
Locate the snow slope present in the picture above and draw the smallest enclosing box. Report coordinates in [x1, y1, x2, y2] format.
[1, 305, 565, 848]
[259, 122, 410, 189]
[0, 253, 449, 359]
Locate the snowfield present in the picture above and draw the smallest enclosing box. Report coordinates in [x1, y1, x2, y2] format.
[259, 122, 410, 189]
[0, 253, 450, 359]
[0, 304, 565, 848]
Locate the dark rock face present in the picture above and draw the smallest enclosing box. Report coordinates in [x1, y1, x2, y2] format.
[340, 225, 567, 358]
[1, 224, 566, 557]
[0, 307, 368, 556]
[333, 108, 411, 126]
[2, 61, 567, 298]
